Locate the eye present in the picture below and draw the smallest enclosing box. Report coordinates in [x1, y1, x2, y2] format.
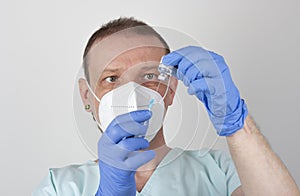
[144, 73, 157, 80]
[104, 76, 118, 83]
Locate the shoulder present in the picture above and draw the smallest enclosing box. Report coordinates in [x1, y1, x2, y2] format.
[49, 161, 98, 180]
[161, 148, 235, 175]
[183, 148, 241, 195]
[180, 148, 241, 195]
[33, 161, 99, 196]
[157, 148, 240, 195]
[179, 148, 233, 166]
[181, 148, 237, 175]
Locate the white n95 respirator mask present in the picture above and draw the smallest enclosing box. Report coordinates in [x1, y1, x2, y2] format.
[88, 81, 165, 142]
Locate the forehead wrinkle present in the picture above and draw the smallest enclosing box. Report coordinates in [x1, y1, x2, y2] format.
[106, 54, 133, 72]
[88, 44, 166, 87]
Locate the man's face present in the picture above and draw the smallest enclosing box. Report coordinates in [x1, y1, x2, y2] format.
[81, 33, 177, 122]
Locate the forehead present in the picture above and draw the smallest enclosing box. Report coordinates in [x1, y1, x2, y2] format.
[107, 46, 165, 69]
[86, 33, 167, 85]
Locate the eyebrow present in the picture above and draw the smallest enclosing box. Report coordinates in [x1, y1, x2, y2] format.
[139, 64, 159, 71]
[102, 68, 119, 73]
[101, 64, 159, 75]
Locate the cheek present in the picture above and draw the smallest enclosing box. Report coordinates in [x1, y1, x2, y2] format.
[94, 99, 100, 113]
[164, 88, 175, 107]
[155, 85, 173, 108]
[87, 97, 100, 122]
[156, 85, 168, 97]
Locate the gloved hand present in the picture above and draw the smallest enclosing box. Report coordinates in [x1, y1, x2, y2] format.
[95, 110, 155, 196]
[162, 46, 248, 136]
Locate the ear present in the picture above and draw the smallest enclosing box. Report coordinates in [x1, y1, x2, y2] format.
[165, 77, 178, 106]
[78, 78, 92, 112]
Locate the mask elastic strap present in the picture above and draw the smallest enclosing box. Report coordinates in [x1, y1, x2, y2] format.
[94, 118, 104, 133]
[86, 80, 101, 102]
[156, 75, 171, 103]
[85, 80, 104, 132]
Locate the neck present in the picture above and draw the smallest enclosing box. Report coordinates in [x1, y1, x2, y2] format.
[135, 129, 171, 192]
[136, 129, 171, 172]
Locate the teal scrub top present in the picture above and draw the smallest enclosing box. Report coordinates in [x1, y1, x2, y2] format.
[33, 148, 241, 196]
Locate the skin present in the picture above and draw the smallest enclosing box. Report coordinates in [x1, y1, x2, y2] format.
[79, 33, 300, 195]
[79, 34, 177, 192]
[228, 116, 300, 196]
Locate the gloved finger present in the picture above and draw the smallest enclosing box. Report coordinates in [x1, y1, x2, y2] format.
[163, 51, 196, 79]
[117, 120, 149, 136]
[176, 58, 213, 86]
[165, 55, 203, 85]
[124, 150, 155, 170]
[207, 51, 228, 73]
[188, 78, 210, 95]
[162, 52, 191, 82]
[98, 133, 126, 161]
[177, 59, 194, 81]
[189, 76, 228, 95]
[176, 69, 184, 81]
[162, 46, 207, 66]
[184, 65, 203, 84]
[109, 110, 152, 127]
[174, 69, 190, 85]
[184, 61, 224, 87]
[184, 55, 224, 79]
[105, 110, 151, 143]
[163, 47, 227, 78]
[181, 72, 191, 86]
[106, 121, 148, 144]
[161, 51, 184, 67]
[117, 137, 150, 151]
[98, 139, 153, 170]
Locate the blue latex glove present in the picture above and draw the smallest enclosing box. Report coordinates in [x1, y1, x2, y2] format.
[95, 110, 155, 196]
[162, 46, 248, 136]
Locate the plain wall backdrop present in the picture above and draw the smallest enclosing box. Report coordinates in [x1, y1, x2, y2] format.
[0, 0, 299, 195]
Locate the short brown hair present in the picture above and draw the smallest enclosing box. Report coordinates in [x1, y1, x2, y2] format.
[82, 17, 170, 83]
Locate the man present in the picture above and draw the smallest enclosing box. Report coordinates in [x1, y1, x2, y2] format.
[33, 17, 300, 196]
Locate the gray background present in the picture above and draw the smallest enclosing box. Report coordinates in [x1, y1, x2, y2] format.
[0, 0, 299, 195]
